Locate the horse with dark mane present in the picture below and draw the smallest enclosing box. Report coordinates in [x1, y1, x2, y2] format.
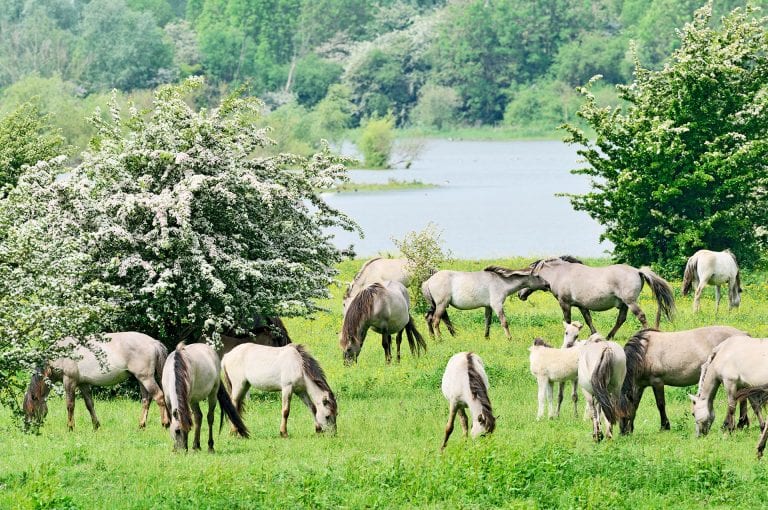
[441, 352, 496, 450]
[340, 280, 426, 364]
[519, 256, 675, 339]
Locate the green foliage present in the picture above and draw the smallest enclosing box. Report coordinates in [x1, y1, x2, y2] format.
[310, 84, 355, 143]
[358, 115, 395, 168]
[391, 222, 451, 312]
[410, 83, 460, 129]
[292, 54, 343, 107]
[0, 103, 66, 191]
[551, 32, 631, 86]
[563, 5, 768, 275]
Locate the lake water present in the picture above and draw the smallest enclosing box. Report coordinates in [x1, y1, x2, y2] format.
[323, 139, 612, 259]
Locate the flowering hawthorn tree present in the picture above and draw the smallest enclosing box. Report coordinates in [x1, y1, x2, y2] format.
[0, 77, 358, 419]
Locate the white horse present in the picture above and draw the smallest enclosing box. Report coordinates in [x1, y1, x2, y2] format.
[578, 334, 627, 441]
[23, 332, 169, 431]
[162, 342, 249, 451]
[221, 343, 337, 437]
[690, 335, 767, 437]
[529, 322, 584, 419]
[422, 266, 549, 339]
[682, 249, 742, 313]
[342, 257, 411, 313]
[441, 352, 496, 450]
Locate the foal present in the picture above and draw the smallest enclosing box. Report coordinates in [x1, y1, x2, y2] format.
[529, 322, 584, 419]
[441, 352, 496, 450]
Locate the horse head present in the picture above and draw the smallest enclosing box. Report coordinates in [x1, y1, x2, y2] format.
[689, 393, 714, 437]
[23, 365, 52, 428]
[314, 393, 338, 434]
[562, 321, 583, 348]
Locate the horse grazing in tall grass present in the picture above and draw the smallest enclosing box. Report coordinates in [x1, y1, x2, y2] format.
[682, 249, 742, 313]
[340, 281, 426, 364]
[421, 266, 549, 339]
[342, 257, 411, 314]
[23, 332, 169, 431]
[689, 336, 767, 437]
[441, 352, 496, 450]
[219, 315, 292, 357]
[578, 334, 626, 441]
[528, 322, 584, 419]
[735, 384, 768, 458]
[619, 326, 748, 434]
[162, 342, 249, 452]
[519, 256, 675, 339]
[221, 343, 337, 437]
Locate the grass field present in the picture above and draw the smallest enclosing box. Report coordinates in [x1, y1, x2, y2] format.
[3, 257, 768, 509]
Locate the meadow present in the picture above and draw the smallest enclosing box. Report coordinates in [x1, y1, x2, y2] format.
[2, 257, 768, 509]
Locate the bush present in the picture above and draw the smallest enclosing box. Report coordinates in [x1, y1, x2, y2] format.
[410, 84, 460, 130]
[358, 115, 394, 168]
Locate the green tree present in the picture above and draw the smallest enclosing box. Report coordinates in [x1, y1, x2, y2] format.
[358, 114, 395, 168]
[410, 83, 460, 129]
[563, 5, 768, 274]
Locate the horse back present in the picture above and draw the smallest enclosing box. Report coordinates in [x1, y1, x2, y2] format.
[223, 343, 301, 391]
[183, 343, 221, 401]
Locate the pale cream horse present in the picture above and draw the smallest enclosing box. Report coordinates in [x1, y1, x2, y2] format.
[342, 257, 411, 314]
[578, 334, 627, 441]
[441, 352, 496, 450]
[682, 249, 742, 313]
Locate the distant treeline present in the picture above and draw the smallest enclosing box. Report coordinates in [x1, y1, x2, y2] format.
[1, 0, 765, 149]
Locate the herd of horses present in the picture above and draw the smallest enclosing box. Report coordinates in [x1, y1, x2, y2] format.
[22, 248, 764, 456]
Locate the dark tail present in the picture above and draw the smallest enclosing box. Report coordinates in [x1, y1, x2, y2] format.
[638, 267, 676, 327]
[154, 342, 168, 386]
[217, 384, 249, 438]
[730, 271, 742, 308]
[682, 255, 697, 296]
[404, 316, 427, 356]
[422, 282, 436, 335]
[591, 347, 619, 425]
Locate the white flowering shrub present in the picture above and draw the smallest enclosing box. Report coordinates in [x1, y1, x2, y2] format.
[0, 78, 358, 423]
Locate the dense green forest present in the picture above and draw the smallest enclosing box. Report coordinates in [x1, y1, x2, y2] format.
[0, 0, 765, 152]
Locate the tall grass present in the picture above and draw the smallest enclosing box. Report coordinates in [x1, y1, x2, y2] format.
[2, 257, 768, 509]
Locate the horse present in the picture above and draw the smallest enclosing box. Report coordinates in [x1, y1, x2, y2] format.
[528, 322, 584, 419]
[682, 249, 742, 313]
[23, 332, 169, 431]
[221, 343, 337, 437]
[578, 334, 627, 441]
[421, 266, 550, 339]
[518, 256, 675, 339]
[441, 352, 496, 450]
[734, 384, 768, 458]
[219, 315, 292, 357]
[340, 280, 426, 365]
[342, 257, 411, 314]
[162, 342, 249, 451]
[689, 335, 768, 437]
[619, 326, 749, 434]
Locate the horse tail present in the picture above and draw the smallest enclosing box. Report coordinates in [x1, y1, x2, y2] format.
[421, 280, 436, 323]
[735, 384, 768, 407]
[172, 343, 193, 432]
[619, 330, 650, 419]
[154, 342, 168, 385]
[404, 316, 427, 356]
[217, 383, 249, 438]
[591, 346, 619, 425]
[682, 255, 698, 296]
[638, 267, 676, 327]
[466, 353, 495, 433]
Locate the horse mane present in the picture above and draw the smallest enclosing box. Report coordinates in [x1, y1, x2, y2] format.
[295, 345, 337, 415]
[483, 265, 529, 278]
[344, 257, 383, 299]
[682, 253, 698, 296]
[697, 344, 722, 396]
[466, 352, 495, 433]
[619, 329, 656, 414]
[528, 255, 583, 274]
[532, 337, 553, 348]
[341, 283, 384, 348]
[173, 342, 193, 432]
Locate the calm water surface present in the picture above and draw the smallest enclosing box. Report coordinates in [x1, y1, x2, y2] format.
[324, 139, 612, 259]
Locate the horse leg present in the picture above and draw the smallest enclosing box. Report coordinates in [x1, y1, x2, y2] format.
[229, 380, 250, 434]
[191, 401, 203, 450]
[139, 384, 150, 429]
[441, 402, 458, 450]
[536, 376, 547, 420]
[458, 408, 469, 437]
[483, 306, 492, 339]
[433, 304, 449, 339]
[737, 398, 750, 429]
[578, 308, 597, 335]
[559, 303, 573, 329]
[627, 301, 648, 330]
[79, 384, 100, 431]
[424, 310, 435, 338]
[280, 385, 293, 437]
[606, 304, 629, 339]
[64, 377, 77, 431]
[587, 394, 603, 442]
[758, 423, 768, 459]
[749, 396, 765, 430]
[546, 381, 555, 418]
[395, 331, 403, 363]
[571, 380, 579, 419]
[442, 310, 457, 336]
[556, 381, 565, 417]
[693, 281, 706, 313]
[651, 383, 670, 431]
[721, 381, 738, 433]
[137, 375, 169, 428]
[493, 303, 511, 340]
[206, 393, 216, 452]
[382, 333, 392, 364]
[714, 285, 721, 315]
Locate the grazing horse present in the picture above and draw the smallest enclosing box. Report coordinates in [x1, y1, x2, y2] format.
[219, 315, 292, 357]
[519, 256, 675, 339]
[682, 249, 742, 313]
[421, 266, 549, 339]
[342, 257, 411, 314]
[528, 322, 585, 419]
[23, 332, 169, 431]
[162, 342, 249, 452]
[734, 385, 768, 458]
[578, 334, 626, 441]
[690, 336, 768, 437]
[441, 352, 496, 450]
[222, 343, 337, 437]
[340, 281, 426, 364]
[619, 326, 748, 434]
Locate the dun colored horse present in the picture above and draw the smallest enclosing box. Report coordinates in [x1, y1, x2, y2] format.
[528, 322, 584, 419]
[441, 352, 496, 450]
[342, 257, 411, 314]
[578, 334, 626, 441]
[682, 249, 742, 313]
